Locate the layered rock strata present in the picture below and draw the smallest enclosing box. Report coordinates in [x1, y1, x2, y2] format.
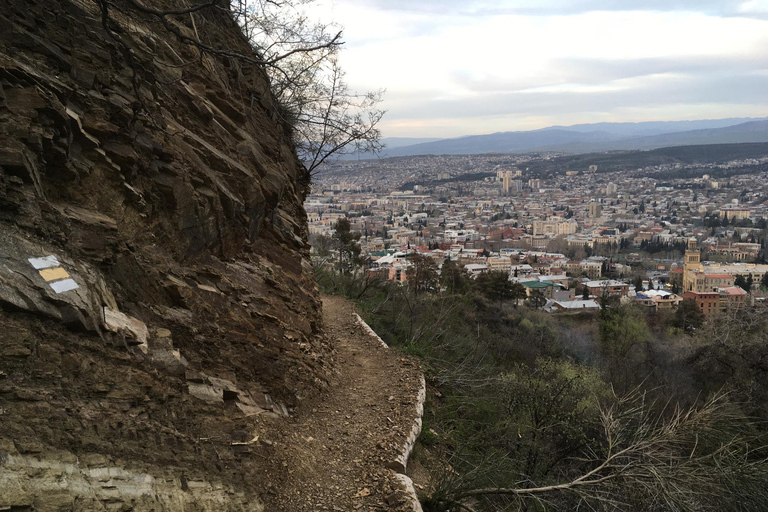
[0, 0, 329, 509]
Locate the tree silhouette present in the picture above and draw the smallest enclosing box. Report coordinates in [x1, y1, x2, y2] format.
[92, 0, 383, 174]
[331, 218, 361, 274]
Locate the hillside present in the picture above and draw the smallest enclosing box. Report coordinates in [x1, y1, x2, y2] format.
[542, 117, 768, 137]
[368, 118, 768, 158]
[0, 1, 328, 509]
[533, 120, 768, 153]
[523, 142, 768, 175]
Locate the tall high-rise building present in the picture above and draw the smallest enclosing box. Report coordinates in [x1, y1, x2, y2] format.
[500, 169, 525, 195]
[588, 201, 602, 218]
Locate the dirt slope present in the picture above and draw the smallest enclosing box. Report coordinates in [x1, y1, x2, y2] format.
[1, 0, 325, 508]
[0, 1, 425, 509]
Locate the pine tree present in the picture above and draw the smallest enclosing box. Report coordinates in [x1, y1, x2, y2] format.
[734, 274, 749, 292]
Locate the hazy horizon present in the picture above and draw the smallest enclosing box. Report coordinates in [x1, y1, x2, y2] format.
[379, 116, 768, 141]
[306, 0, 768, 139]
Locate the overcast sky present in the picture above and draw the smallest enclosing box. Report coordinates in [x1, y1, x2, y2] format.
[305, 0, 768, 138]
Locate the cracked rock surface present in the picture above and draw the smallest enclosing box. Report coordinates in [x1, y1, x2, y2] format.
[0, 1, 425, 510]
[0, 0, 332, 509]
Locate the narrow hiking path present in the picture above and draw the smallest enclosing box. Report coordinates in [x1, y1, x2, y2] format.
[258, 295, 424, 511]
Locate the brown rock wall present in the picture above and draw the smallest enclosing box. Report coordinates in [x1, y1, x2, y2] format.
[0, 0, 329, 509]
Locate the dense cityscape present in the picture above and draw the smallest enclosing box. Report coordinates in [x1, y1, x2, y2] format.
[308, 148, 768, 315]
[4, 0, 768, 510]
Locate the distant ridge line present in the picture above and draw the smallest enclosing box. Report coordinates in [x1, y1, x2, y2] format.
[342, 117, 768, 160]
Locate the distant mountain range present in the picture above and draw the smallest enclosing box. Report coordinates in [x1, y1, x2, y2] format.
[360, 117, 768, 158]
[377, 137, 444, 148]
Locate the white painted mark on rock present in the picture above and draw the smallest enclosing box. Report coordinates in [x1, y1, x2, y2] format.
[28, 256, 80, 293]
[49, 279, 79, 294]
[28, 255, 60, 269]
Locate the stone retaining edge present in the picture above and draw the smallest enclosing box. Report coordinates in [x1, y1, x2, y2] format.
[393, 473, 424, 512]
[354, 313, 389, 349]
[354, 313, 425, 512]
[391, 373, 426, 473]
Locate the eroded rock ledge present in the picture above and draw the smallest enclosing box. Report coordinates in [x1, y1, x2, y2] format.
[0, 0, 330, 509]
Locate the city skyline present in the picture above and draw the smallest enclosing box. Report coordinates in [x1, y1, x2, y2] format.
[308, 0, 768, 138]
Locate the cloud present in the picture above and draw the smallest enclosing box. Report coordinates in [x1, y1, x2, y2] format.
[447, 54, 768, 94]
[306, 0, 768, 136]
[350, 0, 768, 18]
[736, 0, 768, 17]
[385, 72, 767, 119]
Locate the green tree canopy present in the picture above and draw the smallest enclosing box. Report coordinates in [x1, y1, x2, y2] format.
[527, 290, 547, 310]
[440, 259, 469, 294]
[674, 298, 705, 333]
[405, 254, 438, 295]
[332, 218, 361, 274]
[475, 271, 526, 305]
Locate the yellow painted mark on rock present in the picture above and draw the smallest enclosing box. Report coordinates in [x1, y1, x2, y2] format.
[39, 267, 70, 282]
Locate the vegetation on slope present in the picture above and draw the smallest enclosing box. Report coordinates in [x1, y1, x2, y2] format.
[524, 143, 768, 176]
[318, 266, 768, 511]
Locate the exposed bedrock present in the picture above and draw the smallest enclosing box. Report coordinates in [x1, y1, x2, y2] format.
[0, 0, 329, 509]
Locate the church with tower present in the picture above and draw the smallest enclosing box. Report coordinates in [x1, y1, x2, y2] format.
[682, 239, 702, 292]
[682, 238, 767, 294]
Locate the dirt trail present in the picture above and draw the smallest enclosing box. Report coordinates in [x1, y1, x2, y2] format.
[258, 295, 423, 511]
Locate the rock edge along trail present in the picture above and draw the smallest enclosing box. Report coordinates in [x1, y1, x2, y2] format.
[258, 295, 423, 511]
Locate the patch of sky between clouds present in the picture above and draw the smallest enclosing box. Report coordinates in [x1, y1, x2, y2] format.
[737, 0, 768, 14]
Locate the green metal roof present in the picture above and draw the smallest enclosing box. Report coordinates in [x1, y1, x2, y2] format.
[520, 281, 555, 288]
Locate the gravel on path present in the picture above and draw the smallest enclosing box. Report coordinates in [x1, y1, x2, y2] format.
[257, 295, 424, 511]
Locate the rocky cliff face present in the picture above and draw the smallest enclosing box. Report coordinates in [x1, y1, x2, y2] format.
[0, 1, 330, 509]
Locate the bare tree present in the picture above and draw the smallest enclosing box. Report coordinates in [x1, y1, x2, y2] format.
[430, 390, 768, 511]
[233, 0, 385, 173]
[92, 0, 384, 174]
